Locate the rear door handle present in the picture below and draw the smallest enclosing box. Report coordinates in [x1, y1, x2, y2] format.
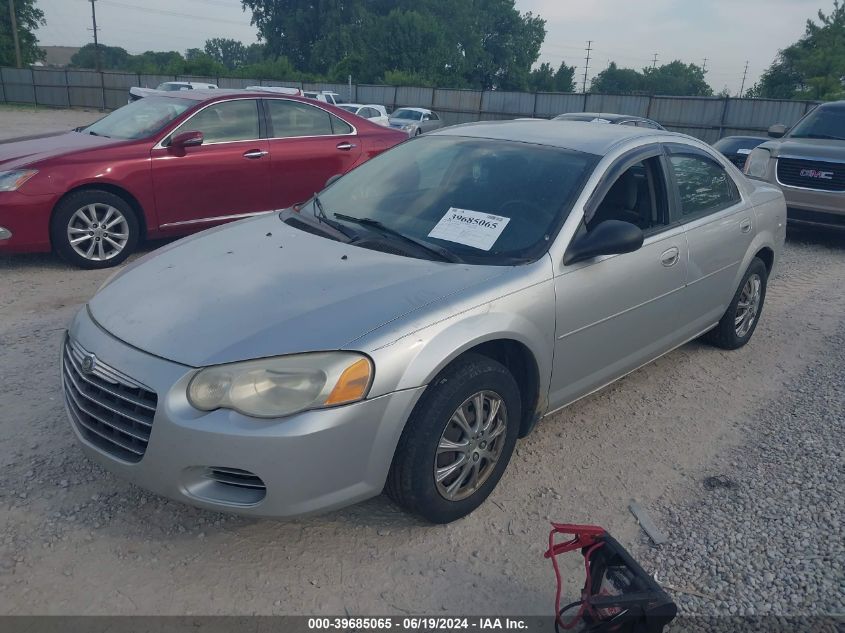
[243, 149, 268, 159]
[336, 142, 357, 151]
[740, 218, 752, 233]
[661, 247, 680, 267]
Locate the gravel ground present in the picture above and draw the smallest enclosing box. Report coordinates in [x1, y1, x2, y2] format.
[634, 316, 844, 620]
[0, 228, 843, 618]
[0, 106, 103, 141]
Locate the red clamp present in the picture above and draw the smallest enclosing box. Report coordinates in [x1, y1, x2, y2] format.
[545, 523, 608, 631]
[544, 522, 607, 559]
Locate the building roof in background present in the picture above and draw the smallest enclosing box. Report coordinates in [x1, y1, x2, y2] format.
[40, 46, 81, 67]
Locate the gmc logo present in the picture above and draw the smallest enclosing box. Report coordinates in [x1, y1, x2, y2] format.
[800, 168, 834, 180]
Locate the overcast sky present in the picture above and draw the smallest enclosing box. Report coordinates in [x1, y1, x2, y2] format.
[37, 0, 825, 94]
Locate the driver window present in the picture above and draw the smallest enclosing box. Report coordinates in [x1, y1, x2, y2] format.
[178, 99, 259, 143]
[586, 157, 668, 234]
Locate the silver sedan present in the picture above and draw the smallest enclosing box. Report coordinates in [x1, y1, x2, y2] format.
[388, 107, 443, 136]
[62, 121, 786, 523]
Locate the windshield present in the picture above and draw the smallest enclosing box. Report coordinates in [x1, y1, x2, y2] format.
[392, 109, 423, 121]
[83, 96, 193, 140]
[156, 82, 189, 91]
[309, 136, 598, 264]
[788, 105, 845, 140]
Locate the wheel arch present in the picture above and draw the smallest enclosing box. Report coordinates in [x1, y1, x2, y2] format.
[50, 183, 148, 246]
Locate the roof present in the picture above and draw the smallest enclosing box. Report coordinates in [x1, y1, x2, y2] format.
[143, 88, 302, 102]
[554, 112, 653, 123]
[392, 107, 432, 114]
[432, 119, 667, 155]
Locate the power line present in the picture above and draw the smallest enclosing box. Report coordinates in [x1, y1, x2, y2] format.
[582, 40, 592, 93]
[96, 0, 251, 26]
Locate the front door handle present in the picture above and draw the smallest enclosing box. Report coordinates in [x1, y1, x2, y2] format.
[740, 218, 752, 233]
[336, 142, 357, 151]
[661, 247, 680, 267]
[243, 149, 268, 159]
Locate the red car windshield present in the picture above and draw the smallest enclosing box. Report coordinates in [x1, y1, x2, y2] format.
[83, 96, 194, 140]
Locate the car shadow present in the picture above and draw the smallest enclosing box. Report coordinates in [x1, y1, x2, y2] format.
[786, 226, 845, 249]
[0, 238, 180, 272]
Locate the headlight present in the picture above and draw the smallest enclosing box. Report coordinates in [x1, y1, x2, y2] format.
[743, 148, 771, 179]
[0, 169, 38, 192]
[187, 352, 373, 418]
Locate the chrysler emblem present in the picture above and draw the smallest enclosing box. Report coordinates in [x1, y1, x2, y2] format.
[81, 353, 97, 374]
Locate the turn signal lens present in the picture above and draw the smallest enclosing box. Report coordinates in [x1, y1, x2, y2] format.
[325, 358, 373, 405]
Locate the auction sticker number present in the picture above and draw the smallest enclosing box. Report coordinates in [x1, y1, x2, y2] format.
[428, 208, 510, 251]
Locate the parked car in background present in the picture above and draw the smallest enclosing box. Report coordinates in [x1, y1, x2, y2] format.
[303, 91, 341, 106]
[713, 136, 767, 169]
[0, 90, 406, 268]
[129, 81, 218, 103]
[338, 104, 390, 126]
[62, 121, 784, 523]
[389, 107, 443, 136]
[744, 101, 845, 230]
[553, 112, 666, 130]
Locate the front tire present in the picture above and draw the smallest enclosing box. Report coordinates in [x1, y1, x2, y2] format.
[386, 353, 521, 524]
[705, 257, 768, 350]
[51, 190, 140, 269]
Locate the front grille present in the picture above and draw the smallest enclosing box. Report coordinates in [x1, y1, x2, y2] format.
[777, 158, 845, 192]
[62, 337, 157, 463]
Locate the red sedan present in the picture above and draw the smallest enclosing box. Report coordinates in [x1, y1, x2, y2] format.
[0, 91, 406, 268]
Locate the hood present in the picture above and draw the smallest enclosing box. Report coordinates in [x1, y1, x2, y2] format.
[88, 213, 506, 367]
[765, 137, 845, 161]
[0, 131, 121, 170]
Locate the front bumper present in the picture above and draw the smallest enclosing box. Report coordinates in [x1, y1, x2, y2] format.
[777, 183, 845, 230]
[63, 307, 425, 517]
[0, 191, 56, 253]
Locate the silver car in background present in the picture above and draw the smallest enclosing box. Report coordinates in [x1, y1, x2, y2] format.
[62, 121, 785, 523]
[388, 107, 443, 136]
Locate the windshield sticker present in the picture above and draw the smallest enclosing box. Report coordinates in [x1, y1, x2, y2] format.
[736, 148, 753, 155]
[428, 208, 510, 251]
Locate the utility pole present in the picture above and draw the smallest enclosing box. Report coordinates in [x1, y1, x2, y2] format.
[651, 53, 659, 70]
[582, 40, 592, 93]
[8, 0, 23, 68]
[89, 0, 101, 71]
[739, 60, 749, 97]
[702, 58, 708, 72]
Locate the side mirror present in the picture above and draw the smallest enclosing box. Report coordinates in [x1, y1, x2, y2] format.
[768, 124, 787, 139]
[564, 220, 644, 266]
[324, 174, 342, 188]
[170, 130, 204, 149]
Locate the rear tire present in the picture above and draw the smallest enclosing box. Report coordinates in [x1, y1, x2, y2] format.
[704, 257, 768, 350]
[386, 353, 521, 524]
[51, 190, 140, 269]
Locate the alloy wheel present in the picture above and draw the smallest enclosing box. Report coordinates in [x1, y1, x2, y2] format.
[434, 390, 508, 502]
[735, 273, 762, 338]
[67, 203, 130, 262]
